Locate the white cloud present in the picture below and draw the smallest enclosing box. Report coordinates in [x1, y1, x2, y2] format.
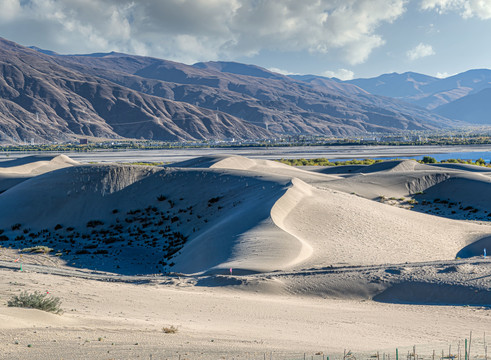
[0, 0, 21, 21]
[421, 0, 491, 19]
[268, 68, 299, 76]
[0, 0, 408, 65]
[406, 43, 436, 60]
[322, 68, 355, 80]
[435, 71, 457, 78]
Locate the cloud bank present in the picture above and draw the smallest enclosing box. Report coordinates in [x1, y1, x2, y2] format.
[0, 0, 407, 64]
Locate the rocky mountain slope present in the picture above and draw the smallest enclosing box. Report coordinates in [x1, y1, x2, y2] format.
[55, 54, 457, 135]
[0, 37, 460, 143]
[0, 39, 270, 143]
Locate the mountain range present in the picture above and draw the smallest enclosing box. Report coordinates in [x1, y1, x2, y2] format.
[0, 37, 488, 143]
[343, 71, 491, 124]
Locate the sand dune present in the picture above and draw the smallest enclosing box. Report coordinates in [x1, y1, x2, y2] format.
[0, 153, 490, 359]
[0, 155, 489, 275]
[0, 154, 79, 172]
[0, 154, 79, 193]
[0, 161, 306, 274]
[319, 160, 491, 222]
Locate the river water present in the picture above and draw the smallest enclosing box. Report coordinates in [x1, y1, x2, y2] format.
[1, 144, 491, 164]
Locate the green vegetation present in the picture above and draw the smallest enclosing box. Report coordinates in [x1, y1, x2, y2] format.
[8, 291, 62, 314]
[277, 158, 384, 167]
[438, 158, 491, 167]
[277, 157, 491, 168]
[421, 156, 436, 164]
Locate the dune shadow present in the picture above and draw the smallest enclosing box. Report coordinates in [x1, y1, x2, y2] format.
[457, 236, 491, 258]
[373, 282, 491, 307]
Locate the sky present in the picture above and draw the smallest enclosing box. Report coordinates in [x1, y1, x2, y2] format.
[1, 0, 491, 80]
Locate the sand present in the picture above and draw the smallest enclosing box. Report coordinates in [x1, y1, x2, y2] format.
[0, 154, 489, 359]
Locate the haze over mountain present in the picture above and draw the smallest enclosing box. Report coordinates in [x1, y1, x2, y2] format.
[339, 70, 491, 124]
[0, 38, 459, 144]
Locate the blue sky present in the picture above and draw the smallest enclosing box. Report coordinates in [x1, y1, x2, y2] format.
[1, 0, 490, 80]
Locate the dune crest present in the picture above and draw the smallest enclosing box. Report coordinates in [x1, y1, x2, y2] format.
[270, 178, 314, 267]
[0, 154, 80, 193]
[0, 154, 79, 173]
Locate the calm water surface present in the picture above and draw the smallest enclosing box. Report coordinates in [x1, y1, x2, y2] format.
[1, 145, 490, 163]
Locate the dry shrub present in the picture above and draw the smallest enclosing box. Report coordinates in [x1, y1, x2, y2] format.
[162, 325, 178, 334]
[8, 291, 62, 314]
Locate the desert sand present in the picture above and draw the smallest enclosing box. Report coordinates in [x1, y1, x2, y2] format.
[0, 154, 489, 359]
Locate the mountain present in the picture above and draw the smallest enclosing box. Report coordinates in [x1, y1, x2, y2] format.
[0, 38, 459, 143]
[435, 87, 491, 124]
[0, 38, 270, 143]
[343, 70, 491, 124]
[54, 52, 457, 135]
[346, 72, 440, 99]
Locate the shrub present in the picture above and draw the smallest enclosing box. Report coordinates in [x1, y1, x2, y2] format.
[421, 156, 437, 164]
[162, 325, 178, 334]
[208, 197, 221, 204]
[86, 220, 104, 228]
[157, 194, 167, 201]
[475, 158, 486, 166]
[11, 223, 21, 231]
[21, 246, 53, 254]
[8, 291, 62, 314]
[54, 224, 63, 230]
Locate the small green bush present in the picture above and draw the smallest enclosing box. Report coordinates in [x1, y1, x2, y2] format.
[421, 156, 437, 164]
[8, 291, 62, 314]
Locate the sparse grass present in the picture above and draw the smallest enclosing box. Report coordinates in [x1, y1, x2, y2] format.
[124, 161, 165, 166]
[8, 291, 62, 314]
[21, 246, 53, 254]
[162, 325, 178, 334]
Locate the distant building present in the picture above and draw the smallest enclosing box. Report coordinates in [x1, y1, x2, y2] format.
[79, 138, 88, 145]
